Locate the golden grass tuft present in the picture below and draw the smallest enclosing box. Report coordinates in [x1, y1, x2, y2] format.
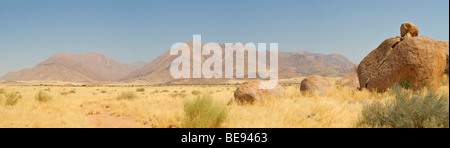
[1, 90, 22, 106]
[35, 90, 52, 103]
[136, 88, 145, 92]
[183, 94, 228, 128]
[116, 91, 138, 100]
[358, 85, 449, 128]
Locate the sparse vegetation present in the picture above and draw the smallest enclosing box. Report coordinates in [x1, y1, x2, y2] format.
[171, 92, 186, 98]
[191, 90, 201, 96]
[358, 85, 449, 128]
[1, 91, 21, 106]
[116, 91, 138, 100]
[60, 91, 69, 96]
[183, 94, 228, 128]
[35, 90, 53, 103]
[0, 80, 447, 128]
[399, 80, 413, 89]
[136, 88, 145, 92]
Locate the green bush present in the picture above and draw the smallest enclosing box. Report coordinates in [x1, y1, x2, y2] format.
[399, 80, 413, 89]
[116, 91, 138, 100]
[35, 91, 53, 103]
[1, 91, 21, 106]
[183, 94, 228, 128]
[357, 85, 449, 128]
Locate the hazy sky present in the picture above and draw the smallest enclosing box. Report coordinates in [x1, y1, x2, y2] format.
[0, 0, 449, 76]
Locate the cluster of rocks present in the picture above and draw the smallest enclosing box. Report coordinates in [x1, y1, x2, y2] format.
[358, 22, 448, 92]
[233, 22, 448, 103]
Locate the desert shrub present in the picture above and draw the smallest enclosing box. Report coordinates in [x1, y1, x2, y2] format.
[116, 91, 138, 100]
[171, 92, 187, 98]
[183, 94, 228, 128]
[191, 90, 201, 96]
[136, 88, 145, 92]
[35, 91, 53, 103]
[1, 91, 21, 106]
[357, 85, 449, 128]
[399, 80, 413, 89]
[60, 91, 69, 96]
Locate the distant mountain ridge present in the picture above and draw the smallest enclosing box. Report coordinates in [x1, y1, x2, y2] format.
[121, 42, 356, 84]
[278, 51, 355, 77]
[0, 52, 145, 82]
[1, 45, 356, 84]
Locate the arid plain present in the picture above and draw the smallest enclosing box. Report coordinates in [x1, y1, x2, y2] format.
[1, 76, 448, 128]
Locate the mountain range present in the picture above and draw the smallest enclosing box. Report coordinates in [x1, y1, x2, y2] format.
[1, 52, 145, 83]
[1, 43, 356, 84]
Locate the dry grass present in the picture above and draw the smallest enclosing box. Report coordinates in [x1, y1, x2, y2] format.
[136, 88, 145, 92]
[35, 91, 52, 103]
[1, 90, 22, 106]
[191, 90, 201, 96]
[116, 91, 138, 100]
[183, 94, 228, 128]
[0, 79, 448, 128]
[358, 85, 449, 128]
[0, 86, 90, 128]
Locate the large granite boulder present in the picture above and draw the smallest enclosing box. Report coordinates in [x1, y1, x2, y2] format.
[234, 80, 286, 103]
[300, 75, 331, 94]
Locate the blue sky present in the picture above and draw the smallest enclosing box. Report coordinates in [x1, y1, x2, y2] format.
[0, 0, 449, 76]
